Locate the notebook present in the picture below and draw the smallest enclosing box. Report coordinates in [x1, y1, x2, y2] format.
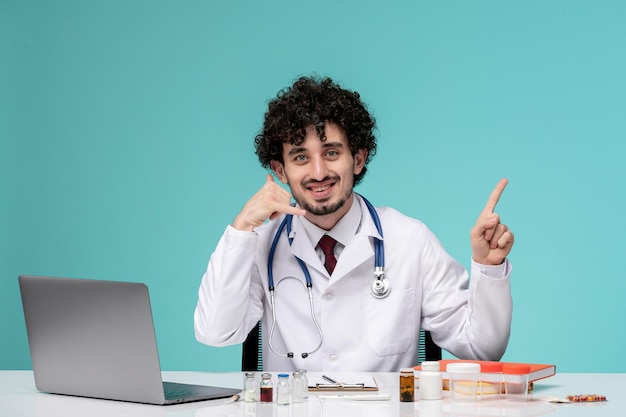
[18, 274, 241, 405]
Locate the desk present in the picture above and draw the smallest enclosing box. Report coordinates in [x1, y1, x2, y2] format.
[1, 371, 623, 417]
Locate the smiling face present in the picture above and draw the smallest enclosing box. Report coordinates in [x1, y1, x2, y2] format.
[270, 122, 367, 230]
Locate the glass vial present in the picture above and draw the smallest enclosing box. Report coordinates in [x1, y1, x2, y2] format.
[276, 373, 291, 405]
[297, 369, 309, 399]
[292, 370, 305, 403]
[419, 361, 443, 400]
[259, 373, 273, 403]
[243, 372, 257, 403]
[399, 368, 415, 402]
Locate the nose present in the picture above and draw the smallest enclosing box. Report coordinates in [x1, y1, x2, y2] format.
[309, 156, 329, 181]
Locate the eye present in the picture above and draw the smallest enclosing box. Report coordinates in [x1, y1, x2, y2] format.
[325, 150, 339, 158]
[293, 154, 308, 163]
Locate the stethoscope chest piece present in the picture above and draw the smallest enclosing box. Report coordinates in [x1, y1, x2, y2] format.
[370, 267, 391, 298]
[267, 194, 390, 359]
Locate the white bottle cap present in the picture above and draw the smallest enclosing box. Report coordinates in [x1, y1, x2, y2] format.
[421, 361, 440, 372]
[446, 363, 480, 374]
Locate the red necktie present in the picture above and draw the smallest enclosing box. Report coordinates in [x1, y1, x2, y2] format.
[318, 235, 337, 274]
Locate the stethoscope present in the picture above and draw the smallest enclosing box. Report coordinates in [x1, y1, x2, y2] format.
[267, 195, 391, 359]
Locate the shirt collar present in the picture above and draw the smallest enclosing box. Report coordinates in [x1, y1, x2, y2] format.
[298, 194, 362, 248]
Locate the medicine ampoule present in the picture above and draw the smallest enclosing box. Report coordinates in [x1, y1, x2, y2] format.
[259, 373, 273, 403]
[292, 371, 305, 403]
[276, 373, 291, 405]
[243, 372, 257, 402]
[297, 369, 309, 399]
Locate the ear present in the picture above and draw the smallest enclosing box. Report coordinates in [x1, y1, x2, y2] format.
[353, 149, 368, 175]
[270, 160, 288, 184]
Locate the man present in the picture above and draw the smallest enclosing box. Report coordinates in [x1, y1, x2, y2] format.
[194, 76, 514, 372]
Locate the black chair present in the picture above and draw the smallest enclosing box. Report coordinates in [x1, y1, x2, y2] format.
[241, 321, 441, 371]
[242, 321, 264, 371]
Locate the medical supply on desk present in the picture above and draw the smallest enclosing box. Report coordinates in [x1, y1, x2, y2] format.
[399, 368, 415, 402]
[276, 374, 291, 405]
[297, 369, 309, 399]
[244, 372, 257, 403]
[259, 373, 273, 403]
[309, 374, 378, 391]
[566, 394, 607, 402]
[416, 359, 555, 400]
[319, 393, 392, 401]
[478, 361, 504, 398]
[541, 394, 608, 403]
[446, 362, 480, 403]
[292, 371, 305, 403]
[419, 361, 443, 400]
[503, 364, 531, 402]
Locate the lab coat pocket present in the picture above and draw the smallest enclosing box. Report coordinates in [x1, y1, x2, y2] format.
[365, 289, 416, 356]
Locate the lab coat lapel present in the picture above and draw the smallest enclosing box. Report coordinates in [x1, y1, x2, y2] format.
[330, 197, 383, 281]
[286, 197, 383, 280]
[288, 218, 327, 276]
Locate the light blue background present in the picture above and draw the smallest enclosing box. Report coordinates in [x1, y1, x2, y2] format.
[2, 1, 625, 372]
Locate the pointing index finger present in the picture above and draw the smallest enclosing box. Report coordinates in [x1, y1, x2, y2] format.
[483, 178, 508, 214]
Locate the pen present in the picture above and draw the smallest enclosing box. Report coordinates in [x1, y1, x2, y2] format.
[322, 375, 338, 384]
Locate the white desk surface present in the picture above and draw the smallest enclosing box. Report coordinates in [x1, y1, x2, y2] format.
[1, 370, 623, 417]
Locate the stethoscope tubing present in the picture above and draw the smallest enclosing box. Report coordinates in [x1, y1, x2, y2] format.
[266, 194, 387, 359]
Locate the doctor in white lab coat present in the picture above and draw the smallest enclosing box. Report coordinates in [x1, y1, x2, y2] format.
[194, 76, 514, 372]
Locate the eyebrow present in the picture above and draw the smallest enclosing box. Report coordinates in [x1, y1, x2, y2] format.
[287, 141, 346, 156]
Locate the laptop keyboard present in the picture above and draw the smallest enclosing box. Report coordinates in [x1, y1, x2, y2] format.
[165, 389, 194, 399]
[163, 382, 198, 399]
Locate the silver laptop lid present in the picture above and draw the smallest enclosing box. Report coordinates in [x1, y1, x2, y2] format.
[19, 275, 171, 404]
[20, 275, 241, 405]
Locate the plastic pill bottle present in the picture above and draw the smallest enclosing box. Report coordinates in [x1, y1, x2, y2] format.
[419, 361, 443, 400]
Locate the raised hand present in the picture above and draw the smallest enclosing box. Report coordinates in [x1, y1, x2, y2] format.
[470, 179, 515, 265]
[232, 174, 307, 232]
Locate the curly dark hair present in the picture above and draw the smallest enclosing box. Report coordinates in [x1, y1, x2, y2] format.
[254, 75, 377, 185]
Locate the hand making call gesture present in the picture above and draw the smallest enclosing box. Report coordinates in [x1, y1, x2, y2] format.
[232, 174, 307, 232]
[470, 179, 515, 265]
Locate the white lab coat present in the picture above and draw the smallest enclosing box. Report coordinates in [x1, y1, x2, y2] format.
[194, 195, 512, 372]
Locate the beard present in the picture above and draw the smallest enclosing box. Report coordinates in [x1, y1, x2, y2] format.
[291, 176, 353, 216]
[296, 195, 348, 216]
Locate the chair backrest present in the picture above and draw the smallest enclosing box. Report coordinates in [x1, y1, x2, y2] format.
[241, 321, 441, 371]
[241, 321, 263, 371]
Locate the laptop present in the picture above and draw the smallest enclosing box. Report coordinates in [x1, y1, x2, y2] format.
[18, 274, 241, 405]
